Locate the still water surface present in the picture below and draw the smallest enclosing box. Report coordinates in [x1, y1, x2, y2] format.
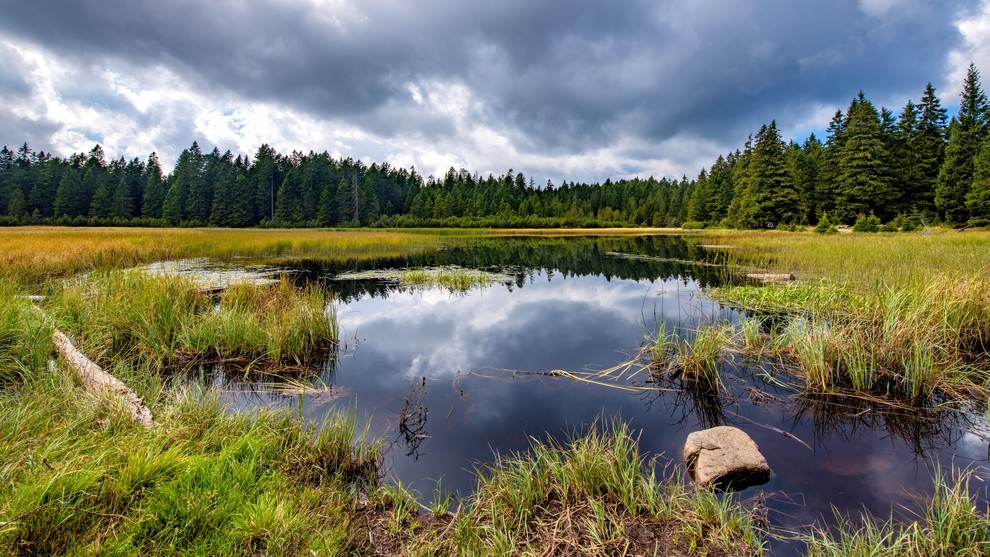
[200, 235, 989, 550]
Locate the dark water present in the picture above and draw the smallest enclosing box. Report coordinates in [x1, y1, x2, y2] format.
[207, 235, 990, 553]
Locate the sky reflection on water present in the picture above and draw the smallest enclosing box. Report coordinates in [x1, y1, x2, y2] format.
[210, 236, 990, 551]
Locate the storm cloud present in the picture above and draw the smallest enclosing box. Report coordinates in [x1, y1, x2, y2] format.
[0, 0, 985, 181]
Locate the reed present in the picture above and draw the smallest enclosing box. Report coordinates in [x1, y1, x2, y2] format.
[804, 470, 990, 557]
[711, 274, 990, 401]
[47, 271, 337, 371]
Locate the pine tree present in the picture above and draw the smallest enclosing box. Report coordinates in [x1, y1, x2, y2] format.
[967, 133, 990, 223]
[729, 122, 797, 227]
[141, 153, 166, 218]
[89, 181, 113, 218]
[936, 64, 988, 222]
[835, 92, 892, 222]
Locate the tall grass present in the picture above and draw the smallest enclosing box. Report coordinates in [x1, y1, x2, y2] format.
[0, 377, 381, 556]
[699, 229, 990, 290]
[412, 421, 764, 556]
[47, 271, 337, 371]
[0, 227, 447, 285]
[711, 274, 990, 400]
[805, 470, 990, 557]
[0, 280, 52, 388]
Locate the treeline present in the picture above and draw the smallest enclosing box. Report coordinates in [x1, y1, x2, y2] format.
[689, 63, 990, 228]
[3, 64, 990, 229]
[0, 141, 693, 229]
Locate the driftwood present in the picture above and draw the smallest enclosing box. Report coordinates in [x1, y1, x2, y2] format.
[745, 273, 795, 283]
[52, 331, 155, 428]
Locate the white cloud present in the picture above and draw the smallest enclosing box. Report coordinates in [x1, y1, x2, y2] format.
[947, 0, 990, 100]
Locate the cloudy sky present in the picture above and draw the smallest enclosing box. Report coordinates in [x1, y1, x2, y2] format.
[1, 1, 989, 183]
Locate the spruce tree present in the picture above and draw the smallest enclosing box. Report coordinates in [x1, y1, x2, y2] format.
[110, 177, 133, 219]
[967, 133, 990, 223]
[835, 92, 892, 222]
[911, 83, 947, 214]
[818, 110, 846, 216]
[936, 64, 987, 222]
[6, 187, 26, 217]
[730, 122, 797, 228]
[54, 167, 83, 218]
[89, 181, 113, 218]
[141, 153, 166, 218]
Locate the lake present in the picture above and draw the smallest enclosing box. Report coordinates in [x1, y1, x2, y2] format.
[191, 234, 990, 551]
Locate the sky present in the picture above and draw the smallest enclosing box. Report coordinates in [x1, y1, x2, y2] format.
[1, 0, 990, 184]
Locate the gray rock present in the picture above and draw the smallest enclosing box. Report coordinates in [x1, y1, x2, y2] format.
[683, 426, 771, 491]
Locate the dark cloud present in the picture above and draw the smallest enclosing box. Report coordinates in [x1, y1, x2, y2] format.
[0, 0, 981, 178]
[0, 108, 62, 154]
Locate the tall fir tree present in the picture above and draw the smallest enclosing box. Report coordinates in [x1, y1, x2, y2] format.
[835, 92, 892, 222]
[967, 133, 990, 223]
[729, 122, 797, 227]
[936, 63, 988, 222]
[141, 153, 166, 218]
[909, 83, 947, 215]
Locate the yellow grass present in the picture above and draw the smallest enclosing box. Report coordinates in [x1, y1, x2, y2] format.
[699, 228, 990, 290]
[0, 227, 443, 284]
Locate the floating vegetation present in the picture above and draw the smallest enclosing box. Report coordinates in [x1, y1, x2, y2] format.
[334, 265, 514, 292]
[604, 251, 724, 268]
[134, 258, 282, 290]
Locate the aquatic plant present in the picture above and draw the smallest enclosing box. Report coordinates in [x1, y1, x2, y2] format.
[804, 470, 990, 557]
[651, 322, 733, 391]
[711, 274, 990, 401]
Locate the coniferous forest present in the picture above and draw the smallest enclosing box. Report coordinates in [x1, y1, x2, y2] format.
[5, 64, 990, 230]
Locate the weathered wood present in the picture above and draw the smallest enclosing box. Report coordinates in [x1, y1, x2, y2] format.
[52, 331, 154, 428]
[745, 273, 795, 283]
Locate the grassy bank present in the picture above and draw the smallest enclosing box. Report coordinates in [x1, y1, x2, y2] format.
[700, 230, 990, 402]
[46, 271, 337, 371]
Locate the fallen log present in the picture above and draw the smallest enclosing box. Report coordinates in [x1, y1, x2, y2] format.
[745, 273, 795, 283]
[52, 331, 155, 429]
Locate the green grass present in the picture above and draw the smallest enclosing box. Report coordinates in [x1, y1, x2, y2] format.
[710, 276, 990, 400]
[0, 280, 52, 388]
[4, 228, 990, 554]
[651, 322, 734, 391]
[0, 377, 380, 556]
[804, 470, 990, 557]
[406, 421, 765, 556]
[46, 271, 337, 371]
